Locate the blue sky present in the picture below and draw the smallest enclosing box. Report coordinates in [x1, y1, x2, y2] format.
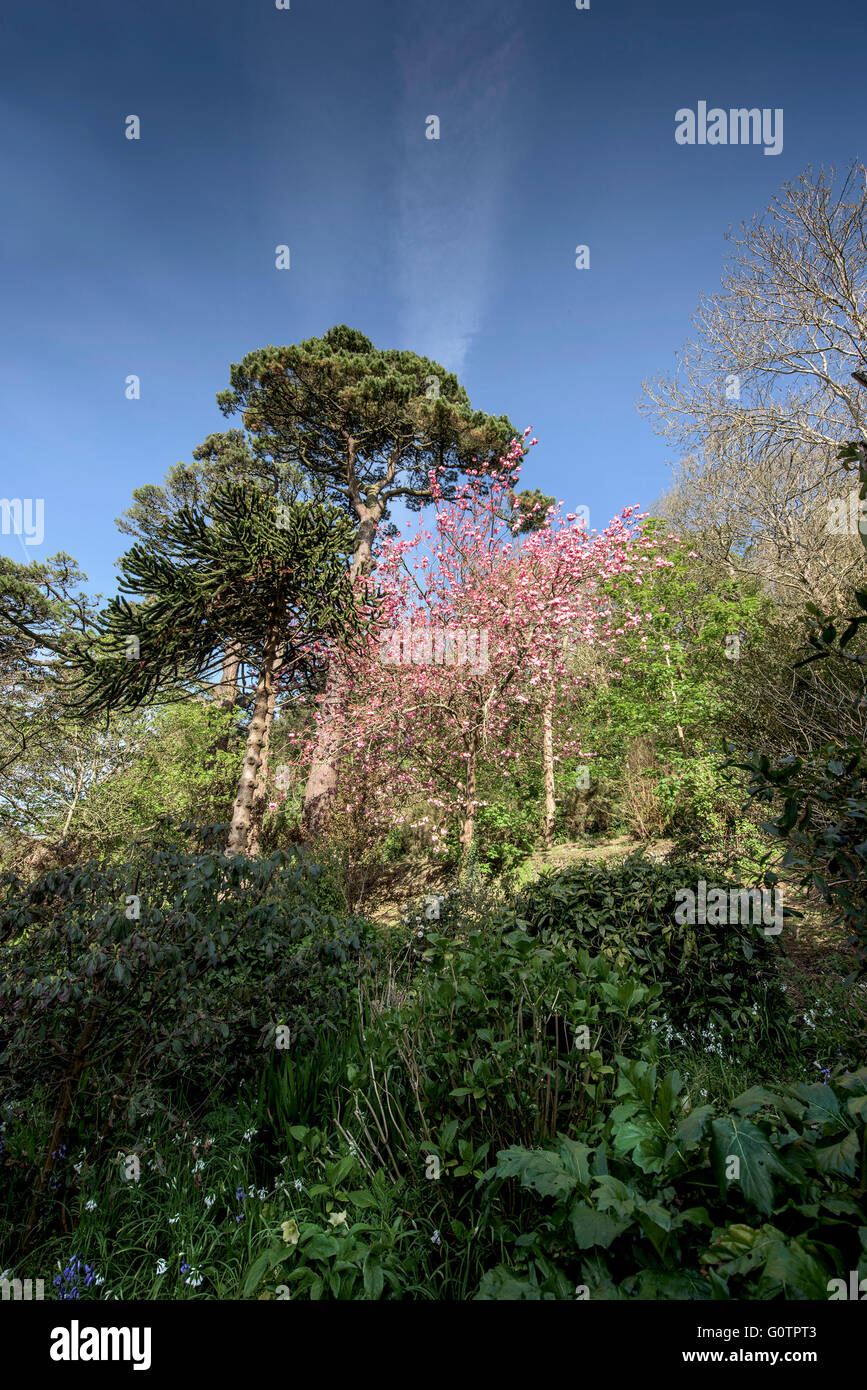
[1, 0, 862, 597]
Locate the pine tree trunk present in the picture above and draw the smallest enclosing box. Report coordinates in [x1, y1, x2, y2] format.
[215, 645, 241, 709]
[227, 630, 279, 857]
[542, 689, 556, 846]
[248, 653, 282, 856]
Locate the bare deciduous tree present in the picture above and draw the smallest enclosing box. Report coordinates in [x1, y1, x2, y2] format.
[643, 162, 867, 610]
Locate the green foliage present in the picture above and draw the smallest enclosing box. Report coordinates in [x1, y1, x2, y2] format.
[476, 1063, 867, 1300]
[0, 553, 107, 844]
[473, 798, 538, 878]
[361, 922, 662, 1156]
[508, 488, 557, 535]
[216, 325, 518, 522]
[68, 701, 242, 859]
[241, 1138, 419, 1301]
[69, 485, 364, 717]
[257, 1028, 362, 1138]
[114, 427, 318, 556]
[500, 855, 793, 1055]
[574, 536, 769, 851]
[4, 852, 859, 1300]
[0, 842, 379, 1242]
[733, 742, 867, 971]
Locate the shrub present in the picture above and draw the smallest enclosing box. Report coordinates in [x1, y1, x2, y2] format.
[355, 923, 662, 1162]
[732, 740, 867, 972]
[0, 843, 379, 1242]
[500, 854, 793, 1055]
[473, 800, 537, 877]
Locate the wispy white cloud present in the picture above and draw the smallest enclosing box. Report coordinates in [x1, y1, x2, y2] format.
[393, 1, 522, 375]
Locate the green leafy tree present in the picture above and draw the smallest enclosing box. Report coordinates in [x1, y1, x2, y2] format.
[0, 554, 114, 858]
[576, 529, 768, 849]
[116, 427, 327, 715]
[507, 487, 557, 535]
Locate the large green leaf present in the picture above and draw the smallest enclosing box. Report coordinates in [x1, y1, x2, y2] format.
[672, 1103, 714, 1152]
[493, 1146, 578, 1199]
[790, 1083, 842, 1126]
[762, 1238, 832, 1299]
[242, 1245, 290, 1298]
[568, 1202, 627, 1250]
[813, 1126, 860, 1178]
[710, 1118, 791, 1215]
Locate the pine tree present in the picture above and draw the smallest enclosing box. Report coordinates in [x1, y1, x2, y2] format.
[215, 324, 518, 835]
[115, 427, 330, 715]
[68, 484, 365, 856]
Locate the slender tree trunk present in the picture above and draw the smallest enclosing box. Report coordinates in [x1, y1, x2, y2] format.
[301, 482, 383, 839]
[227, 629, 280, 857]
[542, 688, 556, 847]
[248, 653, 283, 856]
[215, 645, 241, 709]
[664, 650, 686, 747]
[300, 659, 347, 839]
[459, 733, 479, 853]
[60, 748, 86, 837]
[209, 643, 242, 765]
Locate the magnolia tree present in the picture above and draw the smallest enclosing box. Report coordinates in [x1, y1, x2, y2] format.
[270, 435, 678, 856]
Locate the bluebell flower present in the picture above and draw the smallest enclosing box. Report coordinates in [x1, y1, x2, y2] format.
[53, 1255, 99, 1300]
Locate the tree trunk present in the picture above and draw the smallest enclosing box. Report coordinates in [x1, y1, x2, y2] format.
[300, 659, 347, 839]
[247, 652, 283, 856]
[209, 644, 242, 763]
[227, 629, 279, 857]
[664, 650, 686, 747]
[60, 746, 86, 837]
[542, 689, 556, 847]
[459, 733, 479, 853]
[301, 486, 383, 839]
[215, 645, 241, 709]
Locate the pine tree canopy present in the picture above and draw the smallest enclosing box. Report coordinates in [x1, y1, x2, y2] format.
[215, 324, 519, 516]
[67, 484, 367, 718]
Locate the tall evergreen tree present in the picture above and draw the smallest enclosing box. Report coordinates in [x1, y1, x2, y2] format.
[215, 324, 519, 835]
[69, 484, 365, 856]
[115, 428, 330, 715]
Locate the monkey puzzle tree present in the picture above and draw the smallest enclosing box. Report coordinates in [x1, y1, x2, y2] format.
[115, 428, 329, 715]
[214, 323, 519, 836]
[68, 484, 365, 857]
